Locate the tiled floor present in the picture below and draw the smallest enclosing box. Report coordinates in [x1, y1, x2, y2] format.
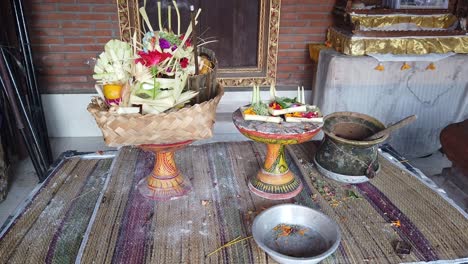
[0, 136, 466, 227]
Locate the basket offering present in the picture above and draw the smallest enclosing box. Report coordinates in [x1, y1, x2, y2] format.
[241, 85, 323, 124]
[88, 2, 222, 146]
[88, 1, 223, 200]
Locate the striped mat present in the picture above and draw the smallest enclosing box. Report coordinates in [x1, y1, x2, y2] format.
[0, 142, 467, 264]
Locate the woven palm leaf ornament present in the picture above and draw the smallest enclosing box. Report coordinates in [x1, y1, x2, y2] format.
[91, 0, 217, 115]
[88, 0, 223, 146]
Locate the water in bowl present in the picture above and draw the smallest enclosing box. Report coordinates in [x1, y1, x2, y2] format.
[264, 224, 331, 258]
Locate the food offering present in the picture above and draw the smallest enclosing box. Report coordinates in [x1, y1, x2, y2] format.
[241, 85, 282, 123]
[241, 85, 323, 124]
[285, 105, 323, 123]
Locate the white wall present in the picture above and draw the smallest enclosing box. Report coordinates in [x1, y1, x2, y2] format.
[42, 90, 312, 137]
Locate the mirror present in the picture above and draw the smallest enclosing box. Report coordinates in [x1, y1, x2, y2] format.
[116, 0, 281, 87]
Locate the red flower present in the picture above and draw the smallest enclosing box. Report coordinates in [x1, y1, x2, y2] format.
[180, 58, 189, 68]
[179, 34, 191, 47]
[302, 111, 319, 118]
[269, 102, 282, 110]
[135, 50, 172, 67]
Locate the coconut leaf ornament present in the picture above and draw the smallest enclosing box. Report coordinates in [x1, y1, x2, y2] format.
[93, 39, 133, 84]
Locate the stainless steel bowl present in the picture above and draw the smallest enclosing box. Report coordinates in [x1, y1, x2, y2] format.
[252, 204, 341, 264]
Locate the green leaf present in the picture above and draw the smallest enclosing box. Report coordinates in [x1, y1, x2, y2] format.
[346, 190, 360, 199]
[275, 96, 297, 108]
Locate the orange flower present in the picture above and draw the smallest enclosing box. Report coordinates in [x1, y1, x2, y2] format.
[285, 112, 303, 118]
[243, 107, 256, 115]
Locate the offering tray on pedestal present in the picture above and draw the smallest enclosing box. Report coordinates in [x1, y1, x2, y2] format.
[88, 85, 223, 200]
[232, 108, 322, 200]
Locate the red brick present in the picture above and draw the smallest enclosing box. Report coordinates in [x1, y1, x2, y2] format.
[32, 21, 61, 29]
[62, 21, 94, 29]
[34, 45, 82, 53]
[85, 29, 114, 36]
[277, 65, 304, 71]
[277, 72, 293, 79]
[95, 22, 118, 29]
[64, 53, 98, 60]
[32, 29, 65, 36]
[281, 5, 333, 12]
[94, 37, 113, 44]
[32, 13, 78, 21]
[31, 36, 64, 45]
[278, 57, 310, 65]
[297, 13, 333, 20]
[58, 5, 91, 12]
[92, 5, 117, 13]
[278, 42, 309, 50]
[277, 35, 312, 42]
[64, 37, 96, 44]
[38, 53, 65, 61]
[81, 45, 106, 51]
[38, 58, 70, 67]
[78, 14, 113, 21]
[31, 4, 56, 12]
[280, 20, 310, 27]
[291, 27, 329, 35]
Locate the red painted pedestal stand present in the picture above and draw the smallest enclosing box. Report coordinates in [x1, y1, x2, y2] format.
[137, 140, 193, 200]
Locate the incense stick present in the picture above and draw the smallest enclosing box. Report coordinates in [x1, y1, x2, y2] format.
[190, 5, 199, 76]
[301, 86, 305, 104]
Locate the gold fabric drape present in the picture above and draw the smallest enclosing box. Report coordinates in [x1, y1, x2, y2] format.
[327, 28, 468, 56]
[350, 14, 457, 29]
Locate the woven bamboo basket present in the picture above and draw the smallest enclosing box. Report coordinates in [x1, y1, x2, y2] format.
[88, 84, 224, 147]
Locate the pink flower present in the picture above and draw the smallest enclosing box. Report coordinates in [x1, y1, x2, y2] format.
[135, 50, 172, 67]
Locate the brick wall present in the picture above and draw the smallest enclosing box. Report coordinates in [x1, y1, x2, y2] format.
[277, 0, 334, 88]
[26, 0, 333, 93]
[26, 0, 119, 93]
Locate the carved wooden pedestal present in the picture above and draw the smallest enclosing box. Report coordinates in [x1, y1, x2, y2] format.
[137, 140, 193, 200]
[233, 109, 322, 200]
[249, 144, 303, 200]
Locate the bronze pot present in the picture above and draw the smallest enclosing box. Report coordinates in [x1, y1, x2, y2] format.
[315, 112, 388, 183]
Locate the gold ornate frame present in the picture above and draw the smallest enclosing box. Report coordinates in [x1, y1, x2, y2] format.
[116, 0, 281, 87]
